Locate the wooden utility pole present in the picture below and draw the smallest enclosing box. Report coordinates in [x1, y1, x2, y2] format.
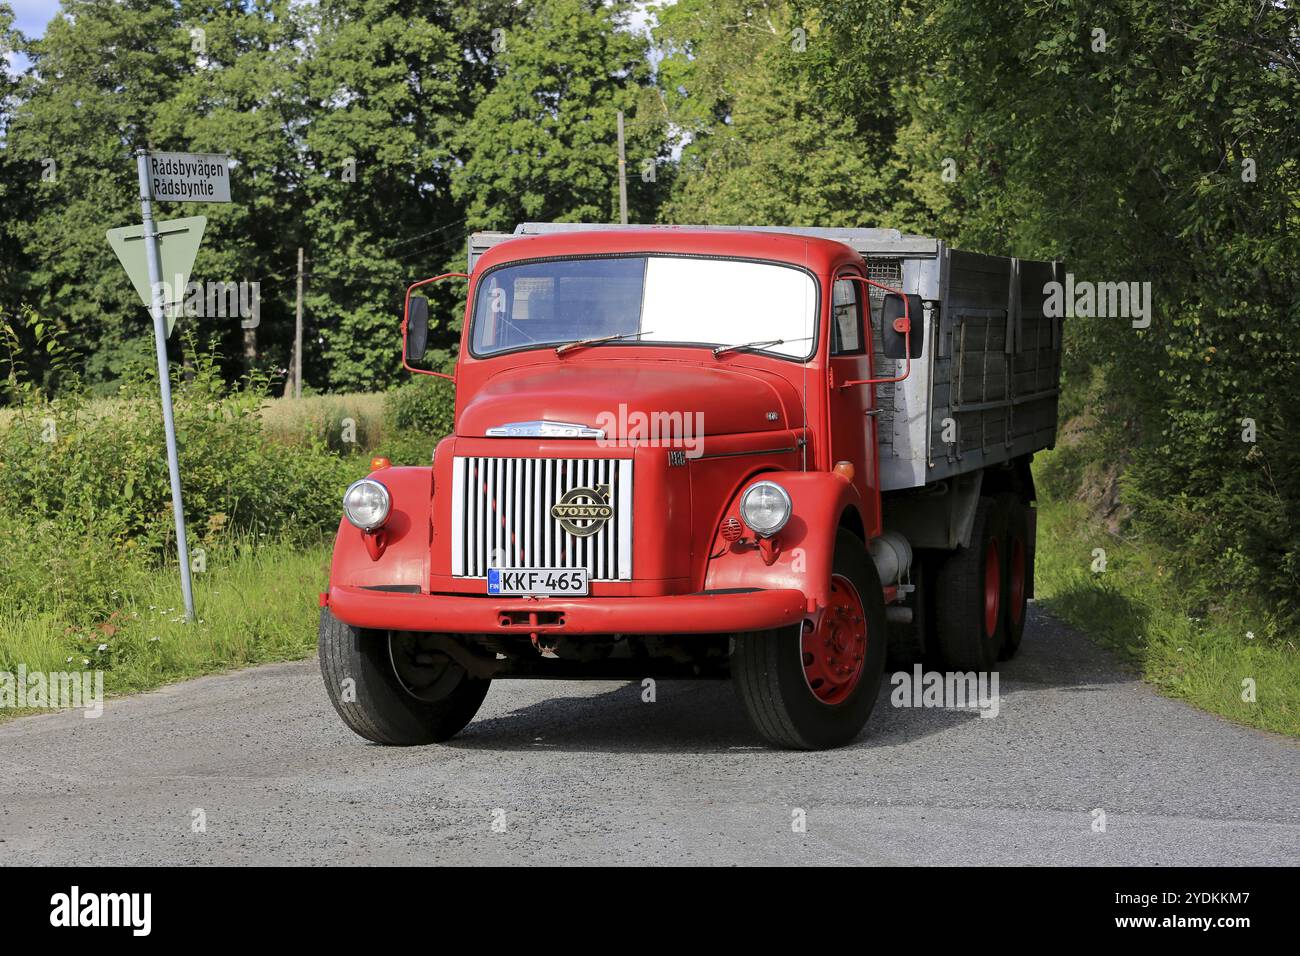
[293, 246, 304, 399]
[616, 110, 628, 225]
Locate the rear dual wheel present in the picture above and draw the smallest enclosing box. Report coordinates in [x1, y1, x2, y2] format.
[932, 494, 1032, 670]
[997, 493, 1032, 660]
[933, 497, 1006, 671]
[732, 529, 888, 750]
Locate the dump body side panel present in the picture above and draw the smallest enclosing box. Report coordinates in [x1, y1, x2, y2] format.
[927, 249, 1063, 484]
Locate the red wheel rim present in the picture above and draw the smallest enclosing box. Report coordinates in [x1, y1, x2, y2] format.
[1008, 535, 1026, 627]
[983, 537, 1001, 639]
[801, 574, 867, 705]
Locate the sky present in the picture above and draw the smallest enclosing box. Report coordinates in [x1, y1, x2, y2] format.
[5, 0, 59, 74]
[9, 0, 58, 37]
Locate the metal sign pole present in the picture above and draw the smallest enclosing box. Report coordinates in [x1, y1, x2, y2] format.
[134, 148, 196, 621]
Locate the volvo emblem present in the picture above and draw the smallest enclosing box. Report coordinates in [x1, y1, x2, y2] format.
[485, 420, 605, 438]
[551, 485, 613, 537]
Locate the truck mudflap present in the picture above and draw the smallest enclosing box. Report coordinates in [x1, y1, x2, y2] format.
[325, 584, 807, 635]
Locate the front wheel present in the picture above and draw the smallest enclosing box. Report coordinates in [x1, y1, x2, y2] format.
[318, 609, 490, 745]
[732, 530, 888, 750]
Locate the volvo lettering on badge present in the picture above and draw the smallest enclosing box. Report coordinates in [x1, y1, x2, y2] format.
[551, 485, 613, 537]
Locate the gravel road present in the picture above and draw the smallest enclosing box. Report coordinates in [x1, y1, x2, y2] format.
[2, 606, 1297, 865]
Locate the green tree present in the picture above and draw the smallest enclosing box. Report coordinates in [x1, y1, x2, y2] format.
[301, 0, 528, 391]
[6, 0, 193, 389]
[816, 0, 1300, 612]
[656, 0, 907, 227]
[0, 3, 34, 325]
[452, 0, 663, 232]
[7, 0, 314, 387]
[156, 0, 310, 380]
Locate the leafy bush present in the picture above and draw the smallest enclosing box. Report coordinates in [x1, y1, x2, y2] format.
[376, 374, 459, 465]
[384, 374, 456, 438]
[0, 534, 332, 708]
[0, 354, 354, 547]
[0, 324, 358, 624]
[378, 428, 438, 466]
[1122, 400, 1300, 619]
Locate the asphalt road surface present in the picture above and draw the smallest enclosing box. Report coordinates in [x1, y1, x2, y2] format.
[2, 606, 1297, 865]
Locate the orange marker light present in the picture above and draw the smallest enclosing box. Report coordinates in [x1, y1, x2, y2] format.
[833, 461, 855, 482]
[369, 456, 391, 471]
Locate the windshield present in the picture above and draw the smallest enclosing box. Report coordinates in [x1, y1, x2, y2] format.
[470, 255, 818, 360]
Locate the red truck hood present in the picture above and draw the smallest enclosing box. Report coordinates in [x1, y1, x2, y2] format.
[458, 360, 794, 438]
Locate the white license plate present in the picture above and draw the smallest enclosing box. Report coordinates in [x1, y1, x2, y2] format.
[487, 568, 589, 596]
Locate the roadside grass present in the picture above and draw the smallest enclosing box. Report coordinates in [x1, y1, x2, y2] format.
[1033, 494, 1300, 738]
[258, 389, 439, 464]
[2, 391, 388, 451]
[0, 537, 330, 721]
[260, 391, 386, 453]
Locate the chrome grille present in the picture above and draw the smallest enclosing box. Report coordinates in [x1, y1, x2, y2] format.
[451, 457, 633, 580]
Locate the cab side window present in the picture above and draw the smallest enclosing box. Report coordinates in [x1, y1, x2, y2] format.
[831, 278, 863, 355]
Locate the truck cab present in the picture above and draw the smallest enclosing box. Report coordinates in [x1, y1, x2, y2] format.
[319, 225, 1060, 750]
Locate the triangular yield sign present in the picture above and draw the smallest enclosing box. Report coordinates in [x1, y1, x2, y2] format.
[107, 216, 207, 337]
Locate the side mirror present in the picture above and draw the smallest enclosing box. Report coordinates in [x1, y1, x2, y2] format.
[405, 295, 429, 362]
[881, 293, 925, 360]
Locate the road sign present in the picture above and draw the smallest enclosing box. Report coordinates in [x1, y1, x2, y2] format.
[144, 151, 231, 203]
[106, 216, 206, 336]
[118, 148, 236, 622]
[106, 149, 232, 620]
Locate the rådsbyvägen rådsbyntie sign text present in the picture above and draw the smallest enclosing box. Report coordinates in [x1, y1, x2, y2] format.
[145, 151, 231, 203]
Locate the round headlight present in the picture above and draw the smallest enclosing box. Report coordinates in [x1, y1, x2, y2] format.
[740, 480, 791, 537]
[343, 478, 391, 532]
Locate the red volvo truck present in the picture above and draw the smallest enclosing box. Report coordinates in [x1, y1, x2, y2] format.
[319, 223, 1063, 750]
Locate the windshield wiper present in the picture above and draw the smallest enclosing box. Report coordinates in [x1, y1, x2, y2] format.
[712, 336, 810, 357]
[555, 330, 654, 356]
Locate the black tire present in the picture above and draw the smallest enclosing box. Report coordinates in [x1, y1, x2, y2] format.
[318, 609, 490, 746]
[732, 529, 888, 750]
[933, 497, 1007, 671]
[998, 493, 1031, 660]
[918, 550, 946, 671]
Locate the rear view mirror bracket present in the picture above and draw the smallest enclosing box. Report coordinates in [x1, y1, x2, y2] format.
[403, 272, 468, 382]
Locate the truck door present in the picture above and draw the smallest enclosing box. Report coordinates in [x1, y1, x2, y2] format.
[827, 271, 881, 537]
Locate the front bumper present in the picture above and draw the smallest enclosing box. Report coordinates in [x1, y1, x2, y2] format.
[326, 585, 808, 635]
